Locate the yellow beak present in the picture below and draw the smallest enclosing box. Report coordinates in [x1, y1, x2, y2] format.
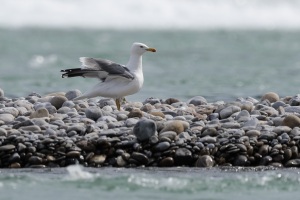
[146, 47, 156, 52]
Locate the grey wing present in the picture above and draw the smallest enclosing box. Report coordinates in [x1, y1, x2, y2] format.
[81, 57, 135, 81]
[61, 57, 134, 81]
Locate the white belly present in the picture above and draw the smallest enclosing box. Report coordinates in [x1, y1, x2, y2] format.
[80, 76, 144, 99]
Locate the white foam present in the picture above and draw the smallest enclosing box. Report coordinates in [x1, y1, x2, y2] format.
[65, 165, 93, 180]
[1, 0, 300, 30]
[128, 174, 188, 190]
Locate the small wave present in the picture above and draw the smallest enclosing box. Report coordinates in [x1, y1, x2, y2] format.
[65, 165, 94, 180]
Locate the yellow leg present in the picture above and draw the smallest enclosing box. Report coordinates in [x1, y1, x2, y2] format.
[115, 98, 121, 111]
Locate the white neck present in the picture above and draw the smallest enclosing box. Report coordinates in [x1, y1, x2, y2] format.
[126, 54, 143, 73]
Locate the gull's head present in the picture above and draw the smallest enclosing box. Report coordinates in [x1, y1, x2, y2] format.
[131, 42, 156, 55]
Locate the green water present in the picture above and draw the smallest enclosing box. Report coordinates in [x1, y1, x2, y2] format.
[1, 166, 300, 200]
[1, 28, 300, 102]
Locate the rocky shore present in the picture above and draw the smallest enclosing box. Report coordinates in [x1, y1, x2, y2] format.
[1, 88, 300, 168]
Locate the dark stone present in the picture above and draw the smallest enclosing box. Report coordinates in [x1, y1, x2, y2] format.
[131, 152, 149, 165]
[195, 155, 214, 167]
[28, 156, 43, 165]
[285, 159, 300, 167]
[159, 157, 174, 167]
[50, 96, 68, 109]
[164, 98, 180, 105]
[260, 156, 272, 166]
[133, 119, 157, 142]
[174, 148, 192, 166]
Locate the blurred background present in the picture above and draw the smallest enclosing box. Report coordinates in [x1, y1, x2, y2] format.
[0, 0, 300, 102]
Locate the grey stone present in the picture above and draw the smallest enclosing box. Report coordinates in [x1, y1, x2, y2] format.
[57, 107, 71, 114]
[245, 130, 260, 137]
[187, 96, 207, 106]
[0, 144, 15, 151]
[201, 128, 218, 137]
[153, 141, 170, 152]
[97, 116, 117, 123]
[125, 118, 139, 127]
[284, 106, 300, 114]
[67, 124, 86, 134]
[85, 106, 103, 121]
[65, 90, 82, 100]
[0, 127, 7, 136]
[117, 113, 128, 121]
[143, 97, 161, 105]
[178, 132, 191, 141]
[220, 106, 241, 119]
[235, 110, 250, 122]
[272, 101, 287, 109]
[133, 119, 157, 142]
[62, 100, 76, 108]
[199, 136, 217, 143]
[242, 118, 259, 128]
[221, 122, 241, 129]
[19, 125, 41, 132]
[98, 98, 116, 108]
[32, 118, 48, 127]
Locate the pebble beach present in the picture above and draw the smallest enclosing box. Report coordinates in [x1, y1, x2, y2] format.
[1, 87, 300, 168]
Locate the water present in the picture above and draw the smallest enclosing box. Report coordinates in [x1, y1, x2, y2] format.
[1, 166, 300, 200]
[1, 0, 300, 199]
[1, 28, 300, 102]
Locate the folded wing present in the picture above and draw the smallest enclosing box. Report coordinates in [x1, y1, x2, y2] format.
[61, 57, 134, 81]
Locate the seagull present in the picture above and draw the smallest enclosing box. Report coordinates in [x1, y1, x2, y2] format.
[60, 42, 156, 110]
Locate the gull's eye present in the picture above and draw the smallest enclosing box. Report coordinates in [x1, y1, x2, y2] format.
[140, 46, 143, 48]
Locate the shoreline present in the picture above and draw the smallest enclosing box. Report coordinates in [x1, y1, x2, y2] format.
[1, 88, 300, 168]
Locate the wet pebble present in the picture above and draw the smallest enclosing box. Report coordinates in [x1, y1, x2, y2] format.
[195, 155, 214, 167]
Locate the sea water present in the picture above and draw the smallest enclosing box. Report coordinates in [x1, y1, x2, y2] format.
[1, 29, 300, 102]
[1, 166, 300, 200]
[1, 0, 300, 199]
